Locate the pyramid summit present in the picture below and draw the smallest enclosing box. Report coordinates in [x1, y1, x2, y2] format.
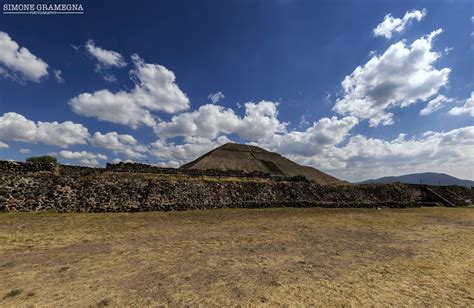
[180, 143, 341, 184]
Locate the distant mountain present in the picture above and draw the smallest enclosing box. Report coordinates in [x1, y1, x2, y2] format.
[356, 172, 474, 187]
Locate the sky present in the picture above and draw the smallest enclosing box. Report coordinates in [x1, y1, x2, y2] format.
[0, 0, 473, 182]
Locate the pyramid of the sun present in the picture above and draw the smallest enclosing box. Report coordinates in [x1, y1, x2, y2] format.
[180, 143, 341, 184]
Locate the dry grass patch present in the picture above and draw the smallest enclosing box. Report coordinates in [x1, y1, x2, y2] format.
[0, 207, 473, 306]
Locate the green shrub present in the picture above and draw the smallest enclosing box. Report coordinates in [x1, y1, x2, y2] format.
[26, 155, 58, 164]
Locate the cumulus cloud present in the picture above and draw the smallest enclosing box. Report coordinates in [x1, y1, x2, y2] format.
[0, 31, 49, 82]
[420, 95, 453, 115]
[144, 94, 474, 181]
[154, 104, 239, 140]
[373, 9, 426, 39]
[154, 160, 181, 168]
[155, 101, 286, 141]
[150, 135, 231, 165]
[238, 102, 287, 140]
[449, 92, 474, 117]
[58, 150, 108, 167]
[69, 54, 190, 128]
[151, 110, 359, 169]
[150, 112, 472, 181]
[90, 131, 148, 159]
[37, 121, 89, 148]
[333, 29, 450, 126]
[259, 116, 359, 157]
[0, 112, 149, 158]
[70, 89, 156, 128]
[0, 112, 37, 142]
[151, 104, 360, 167]
[59, 150, 107, 160]
[78, 159, 101, 167]
[19, 148, 30, 154]
[208, 91, 225, 104]
[149, 88, 471, 180]
[0, 112, 89, 148]
[0, 141, 8, 149]
[290, 126, 474, 181]
[111, 158, 136, 164]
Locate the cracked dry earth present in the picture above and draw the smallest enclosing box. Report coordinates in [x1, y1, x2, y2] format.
[0, 207, 473, 306]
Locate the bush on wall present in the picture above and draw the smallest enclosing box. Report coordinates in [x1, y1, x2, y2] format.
[26, 155, 58, 165]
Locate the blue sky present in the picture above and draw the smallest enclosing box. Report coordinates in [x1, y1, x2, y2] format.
[0, 0, 473, 181]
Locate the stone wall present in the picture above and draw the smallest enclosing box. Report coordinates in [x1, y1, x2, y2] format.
[0, 160, 56, 173]
[0, 160, 471, 212]
[0, 160, 305, 180]
[106, 162, 278, 179]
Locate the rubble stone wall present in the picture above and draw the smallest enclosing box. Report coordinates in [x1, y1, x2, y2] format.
[105, 162, 277, 179]
[0, 160, 469, 212]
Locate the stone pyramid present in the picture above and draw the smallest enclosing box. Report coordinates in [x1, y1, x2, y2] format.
[180, 143, 341, 184]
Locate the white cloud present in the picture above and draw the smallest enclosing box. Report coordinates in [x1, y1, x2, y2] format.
[90, 131, 148, 159]
[151, 105, 358, 167]
[145, 97, 473, 181]
[154, 160, 180, 168]
[0, 112, 89, 148]
[150, 135, 231, 165]
[0, 141, 8, 149]
[0, 31, 49, 82]
[19, 148, 30, 154]
[290, 126, 474, 181]
[111, 158, 135, 164]
[85, 40, 126, 82]
[90, 131, 137, 149]
[259, 116, 359, 157]
[128, 54, 190, 113]
[373, 9, 427, 39]
[155, 104, 239, 140]
[79, 158, 100, 167]
[69, 54, 190, 128]
[449, 92, 474, 117]
[85, 39, 126, 68]
[59, 150, 107, 161]
[238, 101, 287, 140]
[0, 112, 37, 142]
[154, 101, 286, 141]
[151, 109, 358, 168]
[70, 90, 156, 128]
[37, 121, 89, 148]
[333, 29, 450, 127]
[149, 112, 473, 181]
[208, 91, 225, 104]
[420, 95, 453, 115]
[53, 70, 64, 83]
[58, 150, 108, 167]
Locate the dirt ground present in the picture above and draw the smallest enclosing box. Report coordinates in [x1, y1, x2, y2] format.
[0, 207, 473, 306]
